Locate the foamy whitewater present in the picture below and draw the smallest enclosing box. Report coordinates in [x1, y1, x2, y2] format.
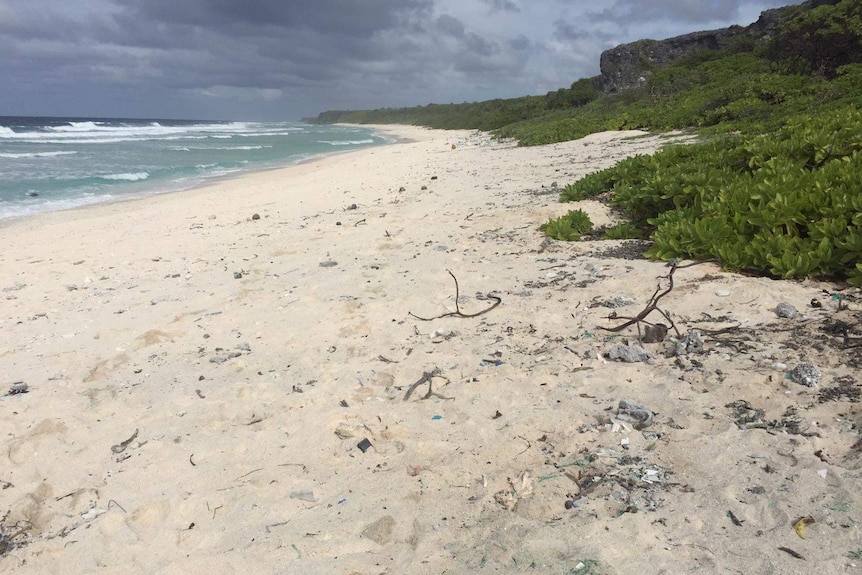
[0, 117, 386, 219]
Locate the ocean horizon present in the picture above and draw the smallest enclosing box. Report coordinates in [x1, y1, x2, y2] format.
[0, 116, 387, 220]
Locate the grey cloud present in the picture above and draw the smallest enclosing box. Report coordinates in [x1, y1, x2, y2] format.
[591, 0, 743, 29]
[436, 14, 467, 38]
[0, 0, 806, 120]
[481, 0, 520, 12]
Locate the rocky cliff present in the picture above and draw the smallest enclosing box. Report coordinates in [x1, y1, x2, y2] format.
[595, 0, 839, 93]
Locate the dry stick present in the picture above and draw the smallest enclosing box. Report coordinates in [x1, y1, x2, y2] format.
[409, 270, 501, 321]
[402, 369, 453, 401]
[599, 261, 709, 338]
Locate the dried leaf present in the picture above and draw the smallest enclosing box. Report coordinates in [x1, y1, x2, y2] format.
[792, 515, 815, 539]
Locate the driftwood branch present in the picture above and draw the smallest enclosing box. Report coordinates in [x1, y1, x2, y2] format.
[409, 270, 501, 321]
[599, 260, 708, 338]
[402, 368, 454, 401]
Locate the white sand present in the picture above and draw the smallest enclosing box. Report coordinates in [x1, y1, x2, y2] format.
[1, 125, 860, 574]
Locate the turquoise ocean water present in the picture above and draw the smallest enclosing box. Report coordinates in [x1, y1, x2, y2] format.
[0, 117, 387, 220]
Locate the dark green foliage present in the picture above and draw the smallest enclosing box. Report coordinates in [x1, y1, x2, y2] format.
[540, 209, 594, 241]
[604, 221, 646, 240]
[763, 0, 862, 77]
[560, 107, 862, 283]
[311, 0, 861, 147]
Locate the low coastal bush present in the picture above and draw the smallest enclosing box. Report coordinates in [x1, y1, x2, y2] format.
[550, 107, 862, 285]
[603, 221, 645, 240]
[540, 209, 593, 241]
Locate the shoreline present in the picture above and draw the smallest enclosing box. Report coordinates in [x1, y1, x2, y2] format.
[0, 125, 857, 575]
[0, 122, 395, 229]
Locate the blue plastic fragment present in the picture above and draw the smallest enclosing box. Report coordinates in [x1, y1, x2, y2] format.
[431, 415, 443, 420]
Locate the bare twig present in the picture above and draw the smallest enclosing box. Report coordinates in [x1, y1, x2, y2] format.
[409, 270, 501, 321]
[598, 261, 708, 338]
[402, 369, 454, 401]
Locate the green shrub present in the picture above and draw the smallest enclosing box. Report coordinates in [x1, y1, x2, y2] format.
[540, 209, 594, 241]
[604, 221, 645, 240]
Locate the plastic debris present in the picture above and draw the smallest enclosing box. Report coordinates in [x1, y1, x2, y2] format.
[356, 438, 372, 453]
[289, 490, 317, 502]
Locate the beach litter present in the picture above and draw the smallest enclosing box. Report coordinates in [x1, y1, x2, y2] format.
[356, 438, 372, 453]
[361, 515, 395, 545]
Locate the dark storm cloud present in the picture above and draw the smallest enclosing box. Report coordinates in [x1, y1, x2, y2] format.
[118, 0, 434, 37]
[481, 0, 521, 12]
[0, 0, 804, 120]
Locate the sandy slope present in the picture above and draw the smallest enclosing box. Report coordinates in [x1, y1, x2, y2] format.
[1, 125, 860, 575]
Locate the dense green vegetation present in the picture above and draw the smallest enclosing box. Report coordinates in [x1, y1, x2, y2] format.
[313, 0, 862, 283]
[540, 209, 594, 241]
[312, 0, 861, 146]
[555, 105, 862, 284]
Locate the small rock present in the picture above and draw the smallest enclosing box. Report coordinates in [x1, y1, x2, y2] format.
[715, 289, 730, 297]
[251, 213, 260, 220]
[346, 203, 358, 210]
[236, 342, 251, 352]
[362, 516, 395, 545]
[319, 261, 338, 268]
[775, 302, 797, 319]
[421, 185, 428, 191]
[233, 271, 242, 279]
[670, 329, 705, 356]
[209, 356, 227, 364]
[642, 324, 668, 343]
[789, 363, 821, 387]
[606, 344, 652, 363]
[616, 399, 654, 429]
[7, 382, 28, 395]
[601, 295, 635, 309]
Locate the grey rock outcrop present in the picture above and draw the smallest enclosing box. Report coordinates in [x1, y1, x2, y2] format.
[594, 0, 840, 94]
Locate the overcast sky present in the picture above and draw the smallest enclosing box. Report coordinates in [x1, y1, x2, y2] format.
[0, 0, 797, 121]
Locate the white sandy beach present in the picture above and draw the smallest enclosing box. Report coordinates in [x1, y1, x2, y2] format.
[1, 125, 860, 575]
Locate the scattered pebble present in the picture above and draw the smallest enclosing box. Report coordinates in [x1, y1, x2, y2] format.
[616, 399, 654, 429]
[775, 302, 797, 319]
[7, 382, 29, 395]
[251, 213, 260, 220]
[601, 295, 635, 308]
[715, 289, 731, 297]
[789, 363, 821, 387]
[606, 344, 652, 363]
[319, 260, 338, 268]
